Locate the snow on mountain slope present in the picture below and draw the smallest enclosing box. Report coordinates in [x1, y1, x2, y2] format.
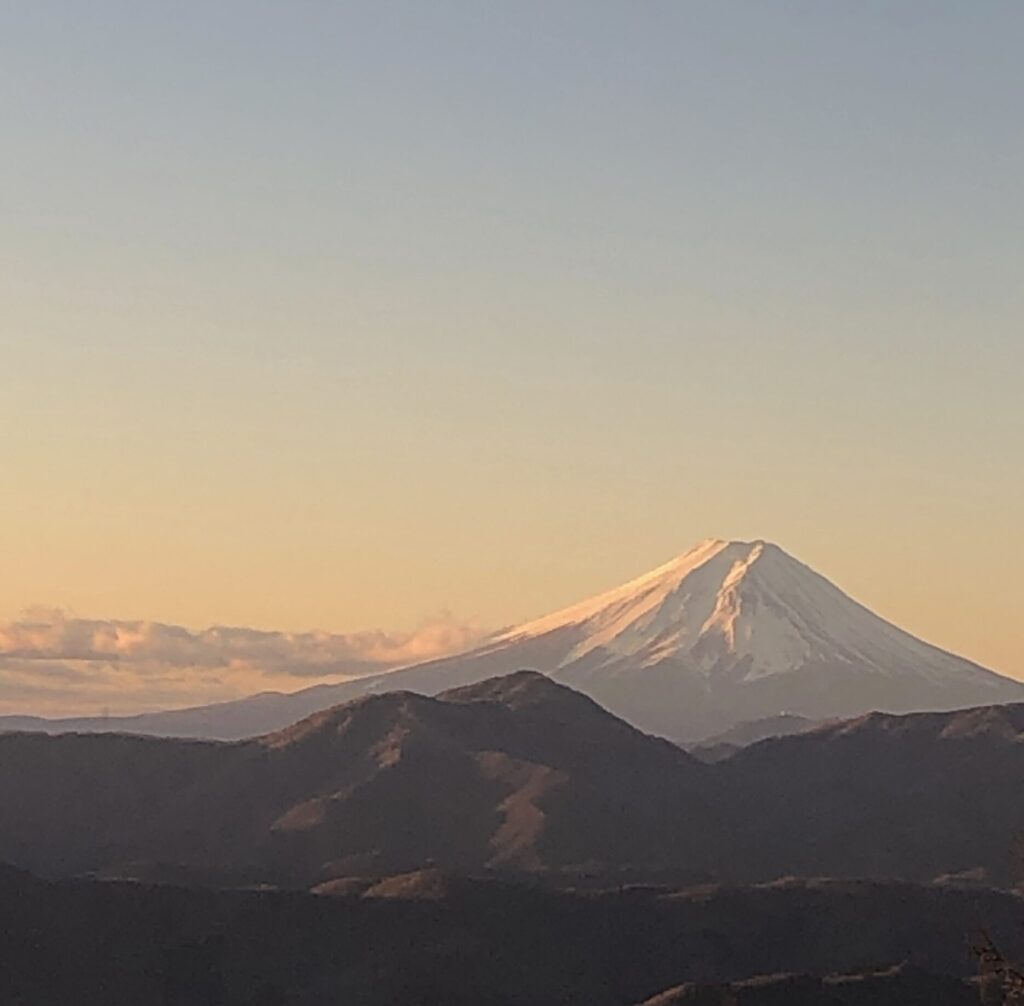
[4, 539, 1022, 741]
[494, 538, 1000, 686]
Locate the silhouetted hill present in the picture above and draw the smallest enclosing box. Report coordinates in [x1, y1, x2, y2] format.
[717, 702, 1024, 885]
[1, 866, 1020, 1005]
[6, 674, 1024, 889]
[0, 672, 720, 888]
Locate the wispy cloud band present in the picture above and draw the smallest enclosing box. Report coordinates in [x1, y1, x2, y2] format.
[0, 608, 491, 717]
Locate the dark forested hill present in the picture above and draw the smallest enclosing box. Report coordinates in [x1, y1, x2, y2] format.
[0, 672, 720, 888]
[4, 673, 1024, 889]
[0, 864, 1019, 1005]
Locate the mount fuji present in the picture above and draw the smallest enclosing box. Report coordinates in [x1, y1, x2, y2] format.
[4, 539, 1022, 741]
[340, 537, 1024, 740]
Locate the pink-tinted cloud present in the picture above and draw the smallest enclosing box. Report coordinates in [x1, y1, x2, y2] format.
[0, 608, 492, 717]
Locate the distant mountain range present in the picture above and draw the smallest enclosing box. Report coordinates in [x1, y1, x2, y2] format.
[6, 539, 1021, 742]
[5, 671, 1024, 890]
[686, 712, 821, 763]
[7, 668, 1024, 1003]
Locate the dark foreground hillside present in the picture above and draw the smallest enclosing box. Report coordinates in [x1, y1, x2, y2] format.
[1, 864, 1021, 1005]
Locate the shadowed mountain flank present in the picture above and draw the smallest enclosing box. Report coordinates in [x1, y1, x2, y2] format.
[0, 673, 719, 888]
[6, 673, 1024, 888]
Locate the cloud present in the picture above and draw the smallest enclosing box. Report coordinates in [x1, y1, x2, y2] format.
[0, 609, 492, 718]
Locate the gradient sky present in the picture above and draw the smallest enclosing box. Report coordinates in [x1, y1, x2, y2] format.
[3, 2, 1022, 681]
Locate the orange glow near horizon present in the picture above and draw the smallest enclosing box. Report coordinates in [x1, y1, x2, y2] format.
[3, 3, 1022, 713]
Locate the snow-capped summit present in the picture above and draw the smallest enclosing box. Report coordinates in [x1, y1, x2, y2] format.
[5, 539, 1022, 742]
[494, 537, 995, 686]
[494, 538, 819, 676]
[346, 537, 1024, 740]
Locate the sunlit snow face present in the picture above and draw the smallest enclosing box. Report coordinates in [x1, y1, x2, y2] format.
[494, 539, 1002, 685]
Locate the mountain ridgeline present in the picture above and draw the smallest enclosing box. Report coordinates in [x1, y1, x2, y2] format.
[6, 539, 1020, 742]
[5, 671, 1024, 891]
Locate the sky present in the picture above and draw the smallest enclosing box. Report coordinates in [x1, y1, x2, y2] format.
[2, 1, 1023, 712]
